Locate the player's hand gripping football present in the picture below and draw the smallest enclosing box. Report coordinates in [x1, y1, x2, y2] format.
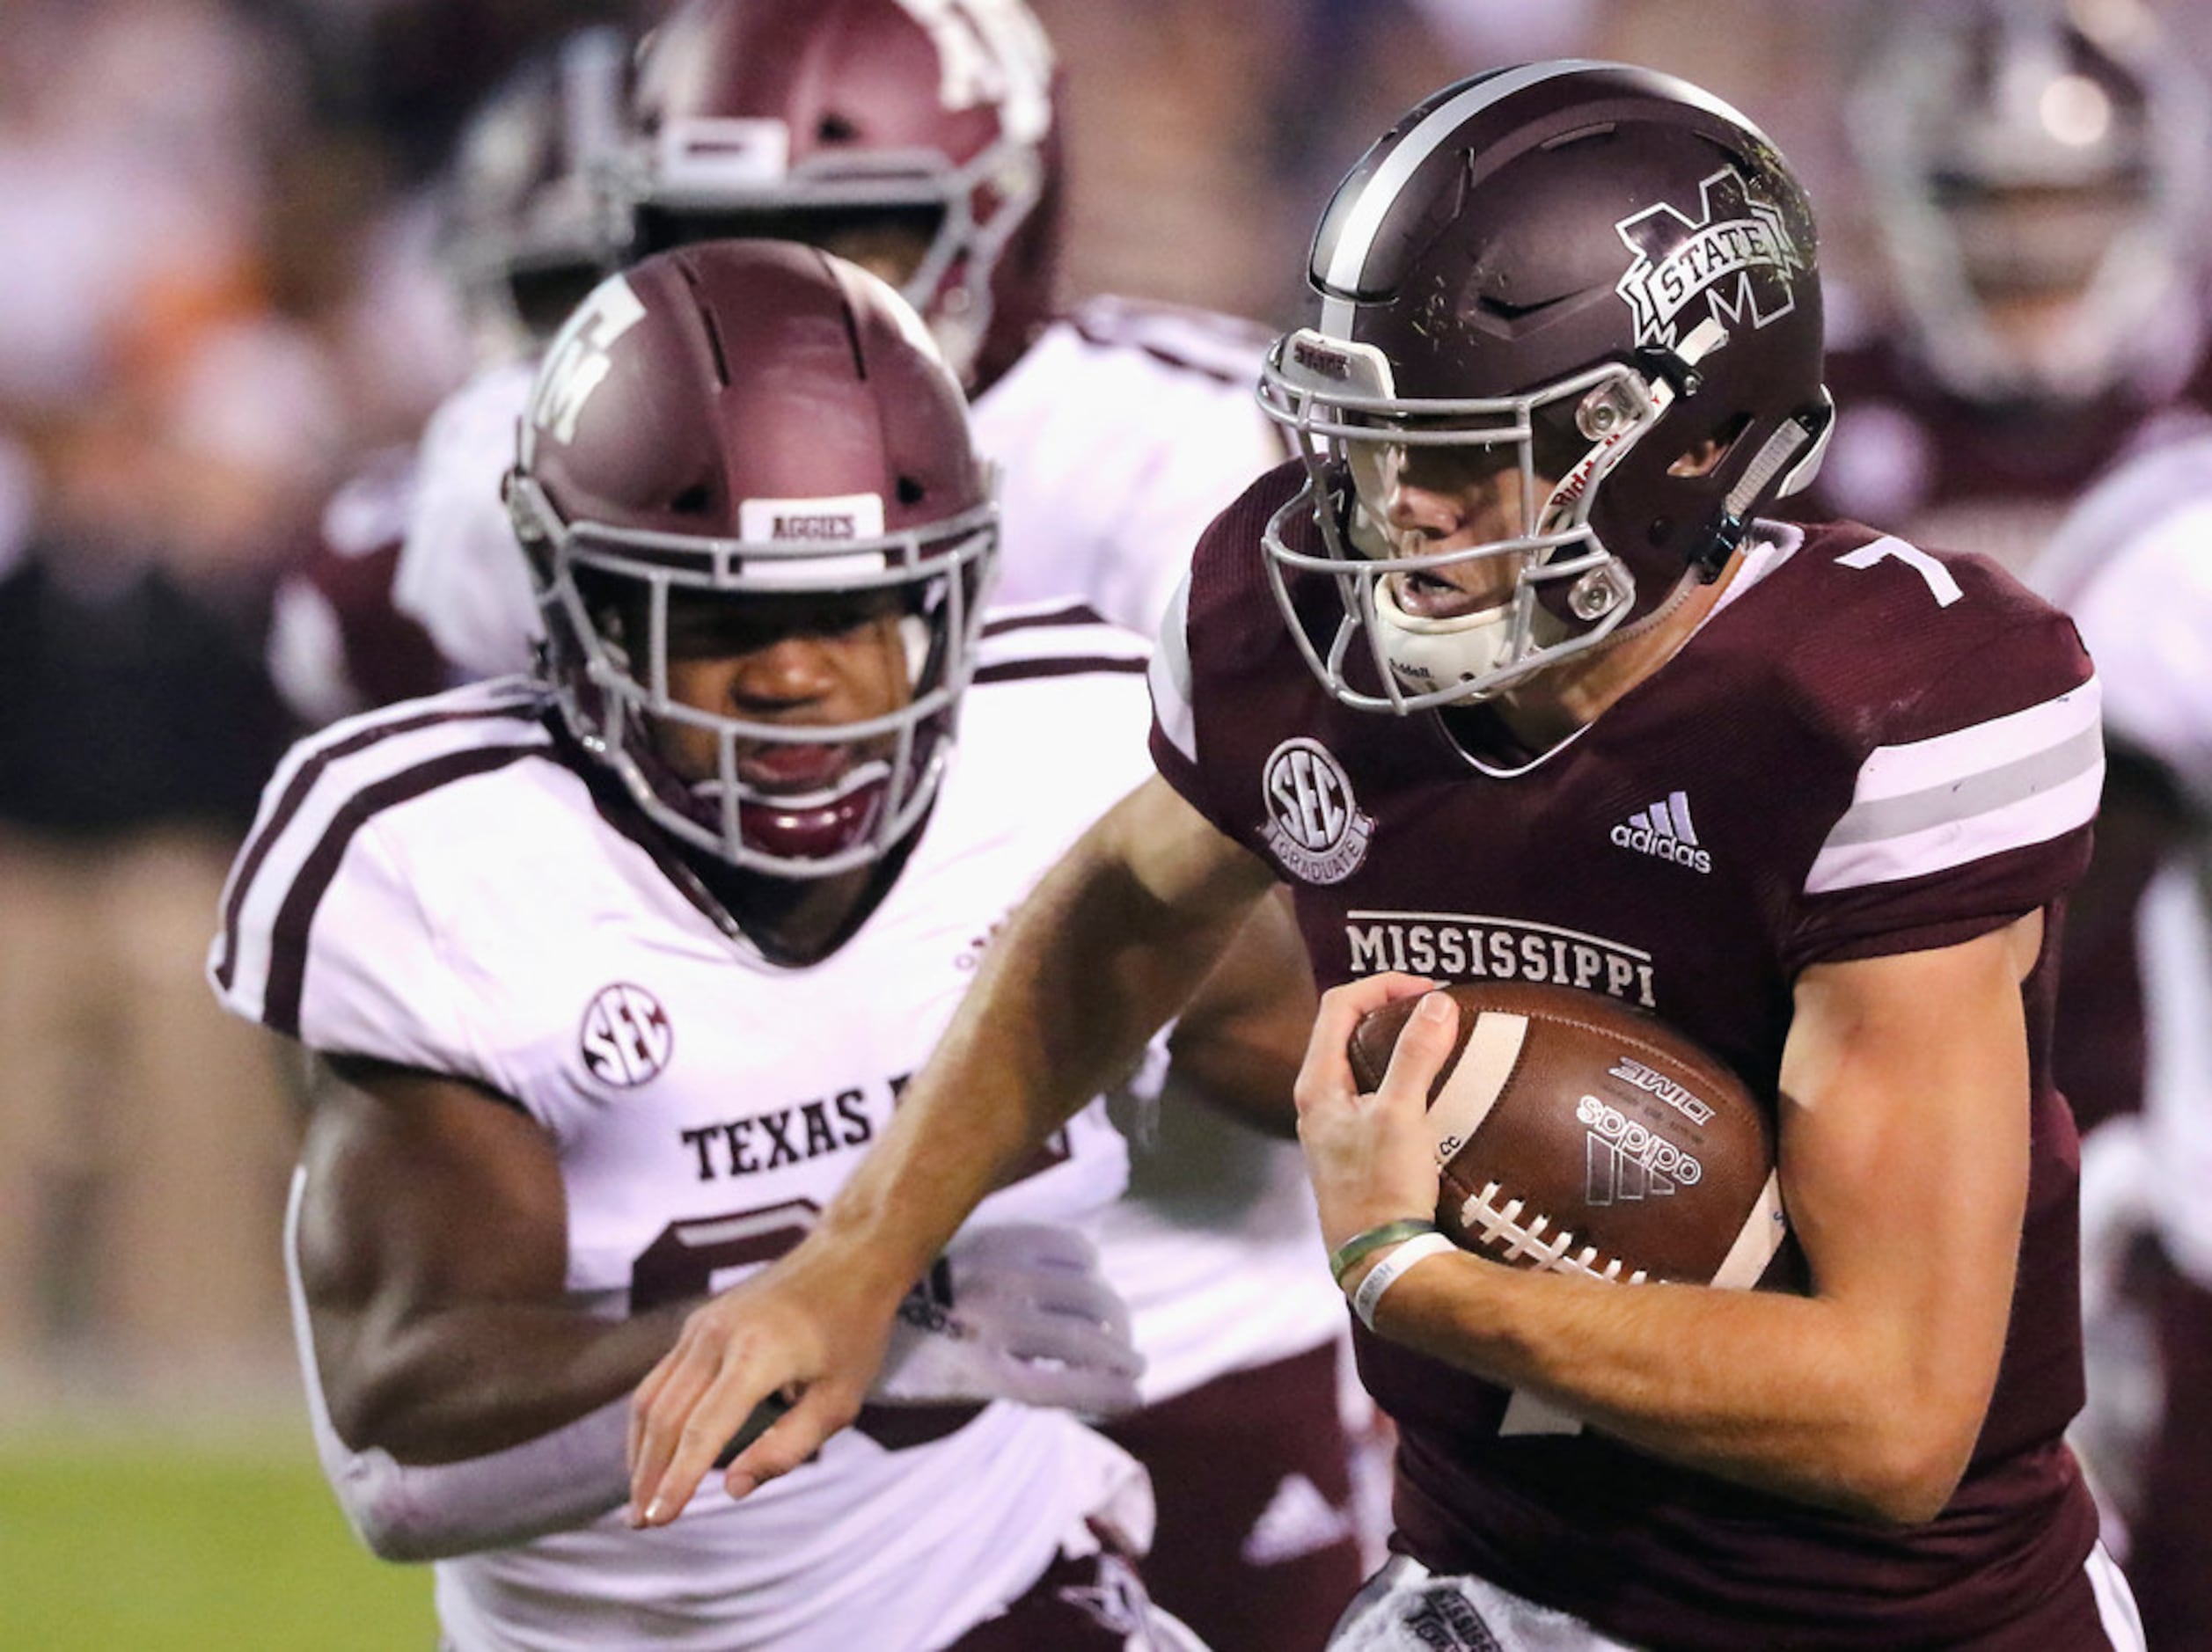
[1294, 972, 1454, 1261]
[874, 1223, 1142, 1415]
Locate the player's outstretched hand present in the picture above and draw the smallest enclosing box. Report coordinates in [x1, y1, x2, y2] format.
[874, 1223, 1143, 1417]
[626, 1237, 905, 1526]
[1294, 971, 1453, 1255]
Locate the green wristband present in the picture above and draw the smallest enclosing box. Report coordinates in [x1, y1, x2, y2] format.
[1329, 1217, 1439, 1288]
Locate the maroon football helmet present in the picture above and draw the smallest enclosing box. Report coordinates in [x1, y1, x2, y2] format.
[616, 0, 1063, 394]
[439, 26, 634, 362]
[505, 239, 997, 879]
[1258, 62, 1835, 714]
[1852, 0, 2211, 406]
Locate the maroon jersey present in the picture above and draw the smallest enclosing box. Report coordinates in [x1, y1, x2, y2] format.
[1792, 337, 2212, 575]
[267, 449, 450, 727]
[1150, 462, 2106, 1648]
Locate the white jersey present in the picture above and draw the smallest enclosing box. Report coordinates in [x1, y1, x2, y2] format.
[971, 296, 1294, 634]
[386, 295, 1345, 1407]
[209, 610, 1158, 1651]
[2038, 435, 2212, 1288]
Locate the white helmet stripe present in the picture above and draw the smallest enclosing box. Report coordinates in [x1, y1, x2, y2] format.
[1318, 61, 1608, 337]
[1317, 61, 1772, 337]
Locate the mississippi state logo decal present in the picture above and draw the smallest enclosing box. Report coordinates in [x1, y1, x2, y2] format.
[579, 983, 673, 1087]
[1261, 737, 1373, 884]
[1614, 165, 1805, 349]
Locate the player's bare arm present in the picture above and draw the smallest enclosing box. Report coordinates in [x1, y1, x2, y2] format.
[626, 772, 1278, 1523]
[1159, 886, 1317, 1140]
[1302, 913, 2042, 1525]
[298, 1054, 695, 1465]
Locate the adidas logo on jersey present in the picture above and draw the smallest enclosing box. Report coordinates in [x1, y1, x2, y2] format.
[1610, 790, 1711, 874]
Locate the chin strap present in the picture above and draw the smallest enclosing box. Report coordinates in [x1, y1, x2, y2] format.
[1694, 396, 1835, 582]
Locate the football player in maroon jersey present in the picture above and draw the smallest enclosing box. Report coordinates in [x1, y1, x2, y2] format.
[629, 62, 2135, 1650]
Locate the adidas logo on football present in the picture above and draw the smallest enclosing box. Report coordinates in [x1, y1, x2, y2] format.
[1610, 790, 1711, 874]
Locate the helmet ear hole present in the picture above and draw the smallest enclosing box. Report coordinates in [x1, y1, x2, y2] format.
[1667, 415, 1749, 479]
[897, 475, 927, 506]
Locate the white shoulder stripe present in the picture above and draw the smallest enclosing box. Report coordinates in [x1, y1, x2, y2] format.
[214, 688, 551, 1020]
[1805, 678, 2103, 895]
[1148, 572, 1197, 764]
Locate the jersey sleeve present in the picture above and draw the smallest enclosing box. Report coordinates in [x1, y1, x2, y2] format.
[1784, 606, 2103, 969]
[392, 361, 544, 680]
[210, 799, 500, 1086]
[206, 688, 549, 1093]
[292, 817, 498, 1078]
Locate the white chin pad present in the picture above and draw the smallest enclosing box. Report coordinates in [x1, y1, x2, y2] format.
[1372, 575, 1516, 689]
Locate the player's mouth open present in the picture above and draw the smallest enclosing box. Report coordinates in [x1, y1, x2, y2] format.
[734, 742, 853, 793]
[1393, 566, 1501, 620]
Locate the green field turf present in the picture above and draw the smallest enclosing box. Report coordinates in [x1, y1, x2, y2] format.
[0, 1429, 434, 1649]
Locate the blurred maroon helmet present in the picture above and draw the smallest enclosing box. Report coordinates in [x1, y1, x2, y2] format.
[505, 238, 997, 879]
[619, 0, 1063, 394]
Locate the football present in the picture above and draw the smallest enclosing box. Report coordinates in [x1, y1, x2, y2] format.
[1347, 981, 1785, 1288]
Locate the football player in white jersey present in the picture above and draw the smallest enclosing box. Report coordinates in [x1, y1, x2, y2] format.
[385, 3, 1368, 1645]
[210, 240, 1224, 1649]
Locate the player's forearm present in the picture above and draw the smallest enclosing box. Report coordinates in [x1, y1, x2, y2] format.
[328, 1299, 692, 1466]
[1367, 1253, 1997, 1524]
[814, 812, 1266, 1279]
[319, 1397, 634, 1561]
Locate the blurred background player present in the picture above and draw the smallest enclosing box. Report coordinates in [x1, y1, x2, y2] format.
[265, 25, 634, 727]
[211, 238, 1222, 1648]
[2033, 436, 2212, 1649]
[381, 4, 1369, 1645]
[1800, 0, 2212, 574]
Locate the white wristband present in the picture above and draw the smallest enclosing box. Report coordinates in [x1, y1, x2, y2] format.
[1351, 1232, 1458, 1331]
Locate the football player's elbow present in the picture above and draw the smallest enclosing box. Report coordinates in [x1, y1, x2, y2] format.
[1837, 1404, 1980, 1527]
[322, 1365, 406, 1462]
[323, 1444, 465, 1563]
[348, 1497, 457, 1565]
